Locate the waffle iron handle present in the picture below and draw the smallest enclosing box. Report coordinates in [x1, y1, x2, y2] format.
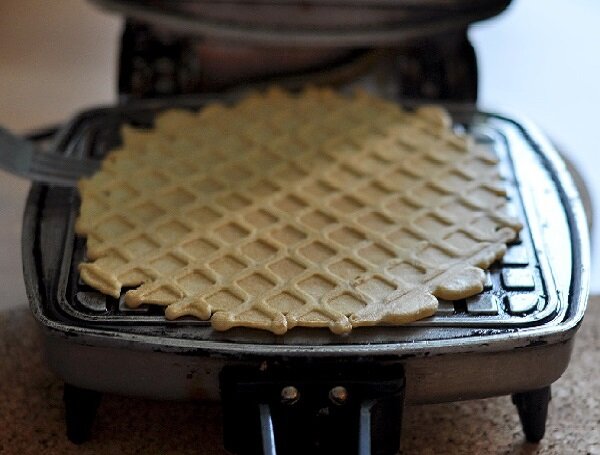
[220, 363, 405, 455]
[255, 399, 381, 455]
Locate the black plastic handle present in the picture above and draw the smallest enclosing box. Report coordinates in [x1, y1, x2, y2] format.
[220, 362, 405, 455]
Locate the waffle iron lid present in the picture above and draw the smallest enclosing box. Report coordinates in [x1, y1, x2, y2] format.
[89, 0, 513, 46]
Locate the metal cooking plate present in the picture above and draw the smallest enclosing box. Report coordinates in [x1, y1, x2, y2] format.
[38, 99, 561, 347]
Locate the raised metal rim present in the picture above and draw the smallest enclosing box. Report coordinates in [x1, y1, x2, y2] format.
[54, 118, 558, 329]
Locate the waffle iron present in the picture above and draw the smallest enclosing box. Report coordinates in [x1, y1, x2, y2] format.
[15, 1, 590, 454]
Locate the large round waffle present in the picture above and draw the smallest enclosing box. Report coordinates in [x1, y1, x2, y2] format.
[76, 88, 521, 334]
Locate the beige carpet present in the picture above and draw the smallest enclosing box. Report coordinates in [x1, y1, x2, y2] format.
[0, 299, 598, 454]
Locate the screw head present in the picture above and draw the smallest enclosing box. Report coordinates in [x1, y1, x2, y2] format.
[329, 386, 348, 405]
[281, 386, 300, 405]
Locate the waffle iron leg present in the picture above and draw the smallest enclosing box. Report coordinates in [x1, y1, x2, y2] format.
[63, 383, 103, 444]
[511, 386, 551, 442]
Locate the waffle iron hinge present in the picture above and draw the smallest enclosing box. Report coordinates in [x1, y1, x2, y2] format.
[220, 362, 405, 455]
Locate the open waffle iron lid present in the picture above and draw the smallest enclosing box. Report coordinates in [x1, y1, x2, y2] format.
[89, 0, 513, 45]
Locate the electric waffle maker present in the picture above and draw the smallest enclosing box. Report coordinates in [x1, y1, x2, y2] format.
[5, 1, 591, 454]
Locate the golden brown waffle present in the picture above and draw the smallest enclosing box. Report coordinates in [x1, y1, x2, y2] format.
[76, 88, 521, 334]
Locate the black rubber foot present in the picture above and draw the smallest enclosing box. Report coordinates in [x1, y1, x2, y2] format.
[63, 383, 103, 444]
[512, 386, 551, 443]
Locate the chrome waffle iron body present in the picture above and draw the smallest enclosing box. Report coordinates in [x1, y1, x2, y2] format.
[15, 1, 590, 454]
[23, 98, 589, 452]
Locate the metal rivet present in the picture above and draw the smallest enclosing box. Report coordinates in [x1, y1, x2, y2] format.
[329, 386, 348, 405]
[281, 386, 300, 405]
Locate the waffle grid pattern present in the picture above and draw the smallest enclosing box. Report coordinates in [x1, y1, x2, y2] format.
[76, 88, 521, 334]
